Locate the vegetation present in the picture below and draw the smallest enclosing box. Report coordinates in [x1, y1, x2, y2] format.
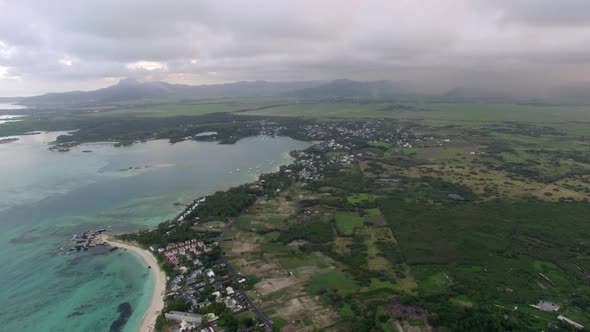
[278, 221, 334, 244]
[334, 211, 364, 236]
[191, 187, 255, 220]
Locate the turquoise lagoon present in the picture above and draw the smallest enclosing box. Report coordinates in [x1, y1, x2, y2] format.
[0, 132, 310, 332]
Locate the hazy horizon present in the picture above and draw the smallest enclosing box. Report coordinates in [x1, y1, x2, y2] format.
[2, 0, 590, 97]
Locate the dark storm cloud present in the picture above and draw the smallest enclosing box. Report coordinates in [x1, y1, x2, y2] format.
[1, 0, 590, 96]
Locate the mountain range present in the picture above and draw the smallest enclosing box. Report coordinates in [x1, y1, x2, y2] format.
[18, 79, 418, 107]
[15, 78, 590, 107]
[18, 79, 319, 106]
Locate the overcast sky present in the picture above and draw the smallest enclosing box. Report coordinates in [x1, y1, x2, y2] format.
[1, 0, 590, 96]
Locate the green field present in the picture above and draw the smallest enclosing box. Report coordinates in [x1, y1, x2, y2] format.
[235, 100, 590, 137]
[346, 193, 371, 204]
[239, 101, 590, 123]
[335, 211, 364, 235]
[90, 102, 238, 118]
[307, 270, 359, 295]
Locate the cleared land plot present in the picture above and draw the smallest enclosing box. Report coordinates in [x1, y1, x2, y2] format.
[223, 190, 342, 330]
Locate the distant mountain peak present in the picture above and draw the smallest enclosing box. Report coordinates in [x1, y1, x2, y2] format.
[18, 79, 326, 106]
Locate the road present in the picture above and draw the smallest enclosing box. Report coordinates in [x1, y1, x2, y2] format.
[222, 256, 273, 331]
[218, 221, 273, 331]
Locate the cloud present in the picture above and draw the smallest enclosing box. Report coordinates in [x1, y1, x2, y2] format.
[0, 0, 590, 95]
[126, 61, 168, 71]
[58, 56, 79, 67]
[0, 41, 16, 59]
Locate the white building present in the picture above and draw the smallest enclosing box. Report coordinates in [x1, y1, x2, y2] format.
[164, 311, 202, 325]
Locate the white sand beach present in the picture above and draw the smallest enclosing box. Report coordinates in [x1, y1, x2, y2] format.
[105, 236, 166, 332]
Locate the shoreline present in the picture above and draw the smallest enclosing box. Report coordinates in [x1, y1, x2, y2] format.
[104, 236, 166, 332]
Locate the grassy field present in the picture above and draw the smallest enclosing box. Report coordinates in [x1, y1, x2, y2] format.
[235, 100, 590, 137]
[238, 102, 392, 118]
[346, 192, 371, 204]
[86, 99, 269, 118]
[307, 271, 359, 295]
[239, 101, 590, 123]
[335, 211, 364, 235]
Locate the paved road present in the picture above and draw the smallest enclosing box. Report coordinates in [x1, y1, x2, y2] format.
[218, 221, 273, 331]
[223, 256, 273, 331]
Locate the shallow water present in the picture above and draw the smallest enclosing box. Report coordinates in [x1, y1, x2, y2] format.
[0, 102, 26, 110]
[0, 132, 310, 331]
[0, 114, 26, 124]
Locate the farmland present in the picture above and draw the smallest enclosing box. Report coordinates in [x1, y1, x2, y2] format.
[238, 101, 590, 131]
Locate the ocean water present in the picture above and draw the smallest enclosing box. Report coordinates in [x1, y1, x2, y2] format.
[0, 114, 26, 125]
[0, 132, 310, 332]
[0, 102, 26, 110]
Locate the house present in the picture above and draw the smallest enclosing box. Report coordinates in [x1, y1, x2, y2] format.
[224, 297, 239, 310]
[448, 193, 465, 201]
[530, 300, 560, 312]
[558, 315, 584, 330]
[164, 311, 202, 325]
[179, 320, 195, 332]
[226, 286, 235, 295]
[205, 269, 215, 278]
[172, 275, 184, 284]
[203, 313, 218, 322]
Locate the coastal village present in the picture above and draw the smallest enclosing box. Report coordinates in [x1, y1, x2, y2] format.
[136, 204, 283, 332]
[114, 120, 417, 332]
[153, 236, 266, 331]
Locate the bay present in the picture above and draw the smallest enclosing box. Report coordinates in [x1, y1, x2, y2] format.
[0, 132, 310, 332]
